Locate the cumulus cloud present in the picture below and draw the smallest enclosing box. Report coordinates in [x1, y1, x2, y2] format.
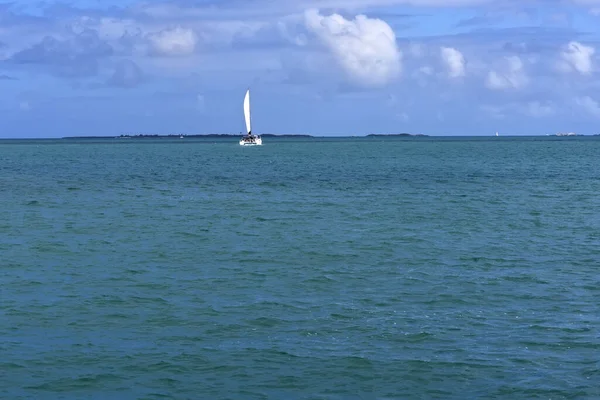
[558, 41, 595, 74]
[440, 47, 465, 78]
[148, 26, 198, 56]
[486, 56, 528, 90]
[303, 8, 401, 88]
[9, 29, 113, 77]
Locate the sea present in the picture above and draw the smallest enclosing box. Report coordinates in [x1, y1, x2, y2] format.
[1, 136, 599, 399]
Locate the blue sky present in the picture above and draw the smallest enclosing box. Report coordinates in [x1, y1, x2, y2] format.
[1, 0, 600, 137]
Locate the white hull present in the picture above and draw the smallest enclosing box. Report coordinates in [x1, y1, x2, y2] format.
[239, 137, 262, 146]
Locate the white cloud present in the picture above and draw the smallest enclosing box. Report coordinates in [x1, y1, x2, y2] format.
[440, 47, 465, 78]
[575, 96, 600, 117]
[68, 14, 272, 55]
[277, 20, 308, 46]
[558, 41, 595, 75]
[148, 26, 198, 56]
[486, 56, 528, 90]
[303, 8, 401, 87]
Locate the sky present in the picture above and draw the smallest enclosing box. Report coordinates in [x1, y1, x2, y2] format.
[1, 0, 600, 137]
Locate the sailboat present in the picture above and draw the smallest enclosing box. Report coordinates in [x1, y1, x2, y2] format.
[239, 88, 262, 146]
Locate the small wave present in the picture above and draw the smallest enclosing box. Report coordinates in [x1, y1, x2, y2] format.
[128, 295, 170, 305]
[502, 275, 549, 284]
[403, 331, 435, 343]
[329, 313, 354, 320]
[0, 362, 26, 370]
[175, 230, 209, 238]
[301, 275, 338, 285]
[528, 324, 592, 333]
[258, 181, 289, 188]
[25, 373, 122, 391]
[246, 317, 283, 328]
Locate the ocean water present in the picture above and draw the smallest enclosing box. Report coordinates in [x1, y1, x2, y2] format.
[1, 136, 599, 399]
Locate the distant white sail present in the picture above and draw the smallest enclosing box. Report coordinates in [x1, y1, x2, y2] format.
[243, 89, 251, 135]
[239, 88, 262, 145]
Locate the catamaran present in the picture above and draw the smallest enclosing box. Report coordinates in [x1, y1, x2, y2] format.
[239, 88, 262, 146]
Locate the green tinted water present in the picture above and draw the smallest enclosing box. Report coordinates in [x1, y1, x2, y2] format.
[1, 137, 599, 399]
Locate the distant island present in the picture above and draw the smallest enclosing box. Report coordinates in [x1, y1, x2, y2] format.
[367, 133, 428, 137]
[62, 133, 432, 139]
[63, 133, 314, 139]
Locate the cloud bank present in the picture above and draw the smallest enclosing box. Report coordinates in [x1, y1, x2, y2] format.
[0, 0, 600, 137]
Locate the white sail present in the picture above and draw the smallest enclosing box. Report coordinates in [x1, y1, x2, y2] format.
[243, 89, 251, 135]
[239, 88, 262, 145]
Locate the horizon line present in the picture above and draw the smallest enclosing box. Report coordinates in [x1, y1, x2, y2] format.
[0, 133, 595, 140]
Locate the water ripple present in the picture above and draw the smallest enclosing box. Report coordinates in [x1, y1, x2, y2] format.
[1, 138, 600, 399]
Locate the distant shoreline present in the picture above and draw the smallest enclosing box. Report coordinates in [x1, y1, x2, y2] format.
[61, 133, 431, 139]
[64, 134, 314, 139]
[2, 133, 597, 140]
[366, 133, 428, 137]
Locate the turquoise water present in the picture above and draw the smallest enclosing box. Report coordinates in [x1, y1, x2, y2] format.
[1, 136, 599, 399]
